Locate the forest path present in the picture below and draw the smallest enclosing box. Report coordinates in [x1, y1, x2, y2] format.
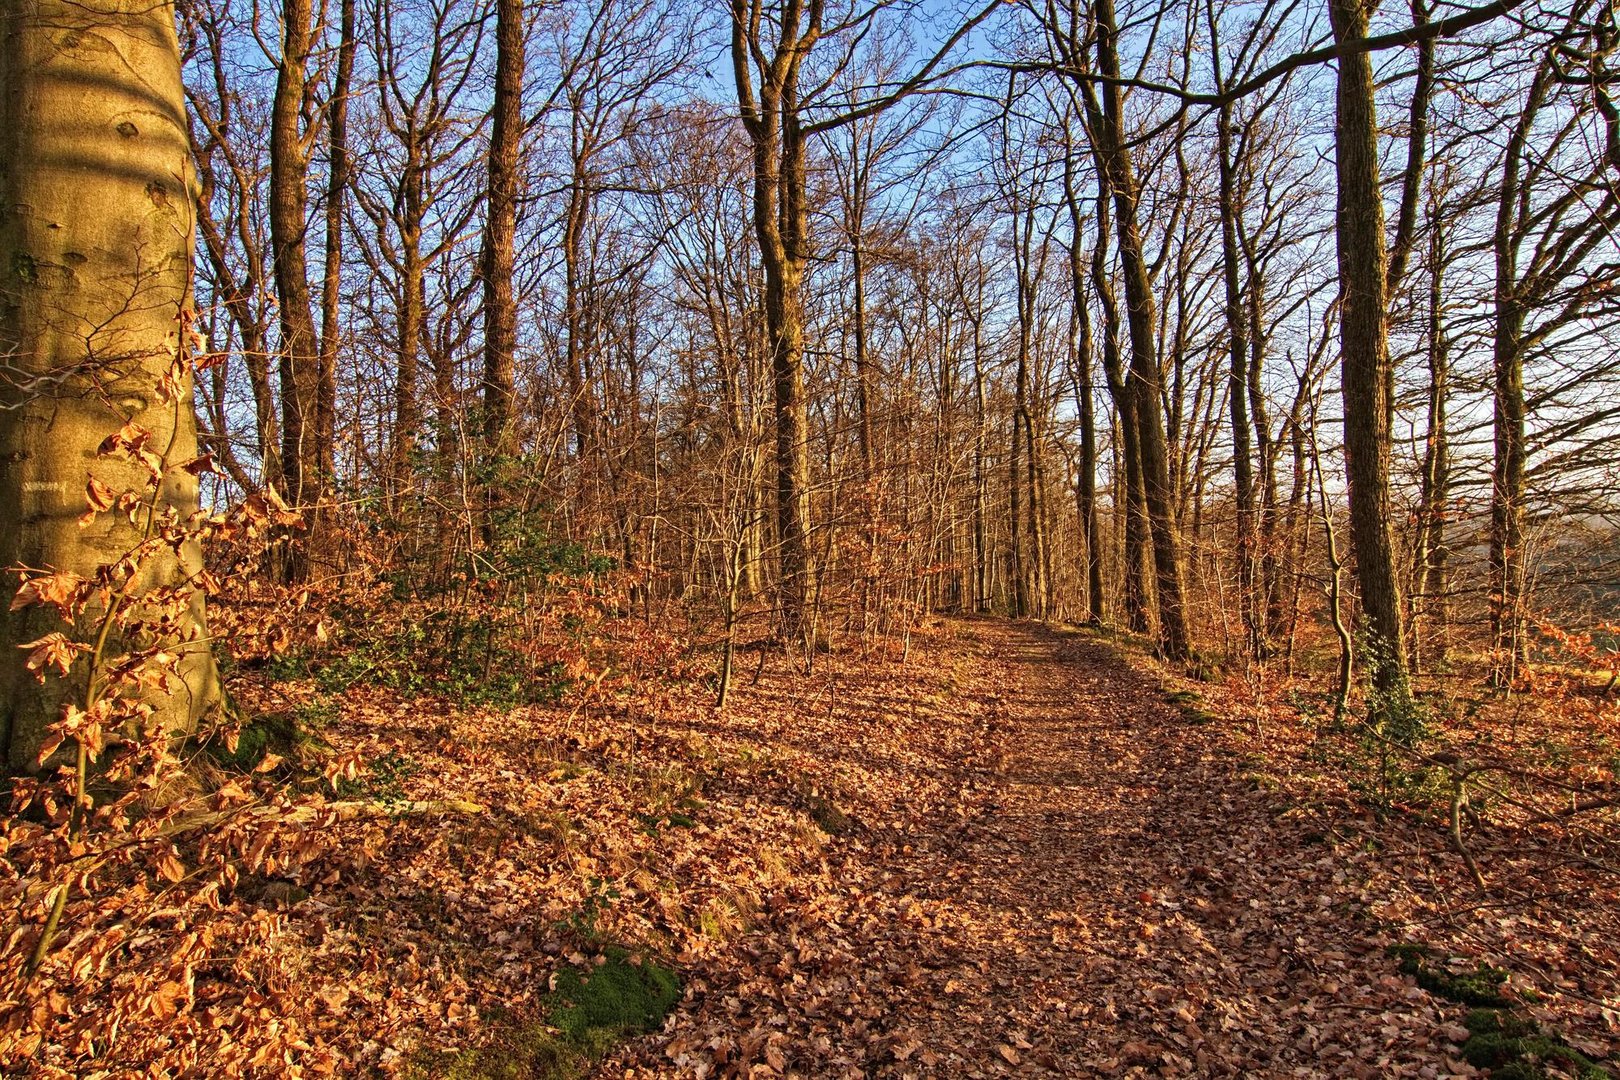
[640, 619, 1463, 1078]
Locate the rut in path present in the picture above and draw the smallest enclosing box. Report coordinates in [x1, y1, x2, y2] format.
[642, 619, 1462, 1078]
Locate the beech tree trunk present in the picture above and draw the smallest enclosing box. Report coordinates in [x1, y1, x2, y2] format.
[0, 0, 221, 767]
[1488, 62, 1552, 687]
[1091, 188, 1151, 635]
[1411, 196, 1450, 673]
[1091, 0, 1191, 660]
[731, 0, 815, 633]
[1217, 100, 1260, 659]
[318, 0, 356, 493]
[390, 140, 425, 498]
[1064, 153, 1103, 625]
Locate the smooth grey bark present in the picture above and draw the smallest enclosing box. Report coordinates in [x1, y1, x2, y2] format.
[0, 0, 221, 768]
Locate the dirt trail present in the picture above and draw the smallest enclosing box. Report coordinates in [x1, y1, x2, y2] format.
[640, 620, 1465, 1078]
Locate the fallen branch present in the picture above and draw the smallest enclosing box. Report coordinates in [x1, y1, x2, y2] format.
[293, 797, 486, 821]
[1449, 775, 1489, 891]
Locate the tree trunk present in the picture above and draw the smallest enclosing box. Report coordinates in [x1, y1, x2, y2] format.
[318, 0, 355, 495]
[1064, 157, 1104, 624]
[0, 0, 221, 767]
[1247, 263, 1282, 645]
[1217, 100, 1259, 660]
[390, 141, 425, 502]
[970, 300, 991, 612]
[853, 234, 874, 484]
[732, 13, 813, 634]
[270, 0, 322, 514]
[1091, 190, 1150, 634]
[481, 0, 522, 463]
[1411, 195, 1450, 673]
[1331, 0, 1408, 699]
[1488, 65, 1550, 688]
[1091, 0, 1191, 660]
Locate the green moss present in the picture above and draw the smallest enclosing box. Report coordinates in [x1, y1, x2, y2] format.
[418, 1022, 589, 1080]
[1241, 771, 1282, 793]
[336, 748, 419, 803]
[1389, 962, 1618, 1080]
[807, 793, 851, 835]
[1459, 1021, 1611, 1080]
[196, 699, 334, 771]
[1428, 964, 1513, 1008]
[412, 949, 680, 1080]
[1465, 1008, 1537, 1039]
[262, 651, 312, 681]
[1161, 687, 1218, 725]
[549, 947, 681, 1042]
[1385, 942, 1431, 964]
[1387, 944, 1513, 1007]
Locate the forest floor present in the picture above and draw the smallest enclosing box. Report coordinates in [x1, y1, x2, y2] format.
[205, 617, 1618, 1078]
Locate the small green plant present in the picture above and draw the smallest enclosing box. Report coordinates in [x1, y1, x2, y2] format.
[263, 650, 312, 682]
[638, 811, 697, 835]
[199, 698, 335, 771]
[314, 621, 572, 707]
[807, 794, 850, 834]
[336, 749, 420, 803]
[1163, 687, 1218, 725]
[1329, 636, 1439, 808]
[792, 777, 851, 835]
[556, 877, 622, 943]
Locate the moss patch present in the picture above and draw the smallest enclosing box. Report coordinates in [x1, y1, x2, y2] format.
[549, 947, 681, 1043]
[1387, 946, 1613, 1080]
[418, 948, 680, 1080]
[195, 698, 335, 772]
[1460, 1008, 1612, 1080]
[1386, 943, 1513, 1008]
[1162, 687, 1218, 725]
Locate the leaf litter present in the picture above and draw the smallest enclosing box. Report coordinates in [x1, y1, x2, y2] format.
[9, 617, 1616, 1077]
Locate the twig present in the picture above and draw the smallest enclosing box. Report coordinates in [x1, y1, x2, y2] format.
[1449, 775, 1489, 891]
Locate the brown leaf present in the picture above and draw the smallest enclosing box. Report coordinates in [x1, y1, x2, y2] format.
[84, 475, 116, 513]
[19, 632, 87, 677]
[177, 452, 217, 477]
[157, 849, 186, 884]
[10, 570, 86, 616]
